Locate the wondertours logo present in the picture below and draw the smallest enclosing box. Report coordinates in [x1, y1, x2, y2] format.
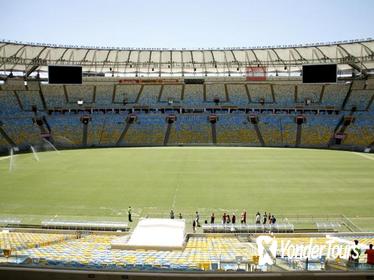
[256, 235, 360, 265]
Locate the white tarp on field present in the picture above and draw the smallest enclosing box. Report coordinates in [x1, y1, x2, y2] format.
[111, 218, 186, 250]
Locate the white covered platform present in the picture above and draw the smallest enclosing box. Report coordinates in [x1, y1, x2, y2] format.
[111, 218, 186, 250]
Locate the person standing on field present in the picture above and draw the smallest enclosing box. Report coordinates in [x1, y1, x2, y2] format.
[210, 213, 215, 224]
[128, 206, 132, 222]
[232, 213, 236, 224]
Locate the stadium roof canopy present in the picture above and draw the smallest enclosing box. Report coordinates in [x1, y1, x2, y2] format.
[0, 38, 373, 77]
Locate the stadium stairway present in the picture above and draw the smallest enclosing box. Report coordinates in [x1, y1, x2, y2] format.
[180, 84, 185, 100]
[211, 121, 217, 144]
[341, 82, 354, 110]
[0, 125, 16, 147]
[157, 85, 164, 102]
[319, 85, 326, 103]
[203, 84, 207, 102]
[82, 122, 88, 147]
[135, 85, 144, 103]
[296, 122, 303, 147]
[163, 121, 172, 146]
[253, 121, 265, 146]
[116, 119, 133, 145]
[35, 116, 50, 138]
[224, 83, 229, 102]
[328, 115, 354, 147]
[366, 93, 374, 111]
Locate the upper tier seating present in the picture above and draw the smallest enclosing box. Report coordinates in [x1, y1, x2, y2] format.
[114, 85, 141, 104]
[183, 85, 204, 106]
[1, 79, 26, 91]
[345, 90, 374, 110]
[205, 84, 226, 102]
[95, 84, 114, 106]
[247, 84, 273, 103]
[160, 85, 182, 103]
[321, 84, 349, 108]
[138, 85, 162, 105]
[0, 91, 22, 115]
[66, 85, 94, 104]
[16, 90, 44, 111]
[297, 84, 322, 105]
[41, 85, 66, 109]
[226, 84, 248, 106]
[273, 84, 295, 107]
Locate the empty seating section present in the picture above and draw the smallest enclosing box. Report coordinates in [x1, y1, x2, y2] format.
[114, 85, 141, 103]
[16, 234, 255, 271]
[0, 81, 373, 150]
[98, 114, 127, 145]
[183, 85, 204, 106]
[280, 116, 297, 146]
[0, 135, 10, 152]
[216, 114, 259, 145]
[0, 232, 75, 251]
[124, 114, 165, 145]
[345, 90, 374, 110]
[160, 85, 182, 102]
[2, 79, 25, 91]
[351, 80, 366, 90]
[273, 84, 295, 106]
[1, 117, 41, 147]
[26, 81, 40, 91]
[4, 231, 372, 271]
[41, 85, 66, 108]
[95, 84, 114, 106]
[227, 84, 248, 106]
[344, 115, 374, 146]
[138, 85, 161, 105]
[247, 84, 273, 103]
[16, 91, 44, 111]
[300, 115, 340, 146]
[87, 115, 106, 146]
[48, 115, 83, 146]
[258, 115, 283, 146]
[370, 102, 374, 112]
[297, 84, 322, 104]
[322, 84, 349, 107]
[66, 85, 94, 103]
[205, 84, 226, 102]
[168, 114, 211, 144]
[0, 91, 22, 114]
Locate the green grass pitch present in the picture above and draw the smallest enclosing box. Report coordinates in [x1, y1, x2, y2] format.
[0, 147, 374, 230]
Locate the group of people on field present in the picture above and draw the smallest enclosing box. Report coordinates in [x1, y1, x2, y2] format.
[190, 211, 277, 232]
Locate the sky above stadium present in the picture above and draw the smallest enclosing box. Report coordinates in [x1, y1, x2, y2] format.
[1, 0, 373, 49]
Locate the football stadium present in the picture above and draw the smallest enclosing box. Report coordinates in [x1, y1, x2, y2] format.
[1, 1, 374, 279]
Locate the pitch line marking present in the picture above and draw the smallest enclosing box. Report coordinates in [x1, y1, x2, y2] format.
[171, 185, 179, 210]
[0, 156, 10, 161]
[354, 152, 374, 161]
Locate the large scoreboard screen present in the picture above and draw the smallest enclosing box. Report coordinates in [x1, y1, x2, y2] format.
[48, 65, 82, 84]
[302, 64, 337, 83]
